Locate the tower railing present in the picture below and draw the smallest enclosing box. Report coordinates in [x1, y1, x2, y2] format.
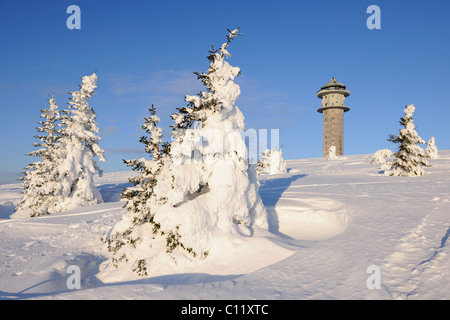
[322, 86, 346, 91]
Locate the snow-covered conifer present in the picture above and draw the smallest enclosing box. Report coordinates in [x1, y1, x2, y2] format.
[167, 27, 268, 242]
[425, 137, 438, 159]
[369, 149, 395, 174]
[16, 96, 64, 216]
[326, 146, 338, 160]
[104, 105, 180, 276]
[100, 29, 268, 280]
[57, 73, 105, 210]
[369, 149, 393, 164]
[385, 104, 430, 176]
[257, 149, 287, 175]
[257, 150, 271, 175]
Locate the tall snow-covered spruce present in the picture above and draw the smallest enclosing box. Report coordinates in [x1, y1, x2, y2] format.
[385, 104, 430, 176]
[57, 73, 105, 210]
[16, 96, 63, 216]
[100, 29, 268, 280]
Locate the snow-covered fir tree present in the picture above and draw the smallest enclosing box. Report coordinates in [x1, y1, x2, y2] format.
[100, 29, 268, 280]
[369, 148, 393, 164]
[326, 145, 338, 160]
[385, 104, 430, 176]
[369, 149, 395, 174]
[16, 96, 64, 216]
[425, 137, 438, 159]
[104, 105, 181, 276]
[57, 73, 105, 210]
[257, 149, 272, 175]
[168, 27, 268, 247]
[257, 149, 287, 175]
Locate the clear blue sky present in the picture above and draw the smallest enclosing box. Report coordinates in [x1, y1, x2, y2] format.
[1, 0, 449, 184]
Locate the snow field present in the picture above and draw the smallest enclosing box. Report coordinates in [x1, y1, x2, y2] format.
[0, 151, 449, 299]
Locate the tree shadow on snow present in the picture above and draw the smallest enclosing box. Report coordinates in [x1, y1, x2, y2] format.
[0, 201, 16, 219]
[0, 253, 106, 300]
[0, 251, 243, 299]
[110, 273, 243, 288]
[97, 183, 133, 203]
[258, 174, 307, 235]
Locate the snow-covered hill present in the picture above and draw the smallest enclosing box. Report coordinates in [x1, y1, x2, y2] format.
[1, 151, 449, 300]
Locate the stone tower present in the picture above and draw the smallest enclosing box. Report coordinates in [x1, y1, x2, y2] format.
[317, 77, 350, 157]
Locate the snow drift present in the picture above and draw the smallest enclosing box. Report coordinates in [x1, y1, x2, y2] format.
[1, 151, 450, 299]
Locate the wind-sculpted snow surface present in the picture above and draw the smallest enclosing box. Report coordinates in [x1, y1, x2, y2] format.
[1, 152, 450, 299]
[273, 197, 350, 241]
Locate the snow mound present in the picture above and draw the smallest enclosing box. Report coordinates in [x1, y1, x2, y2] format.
[274, 198, 350, 241]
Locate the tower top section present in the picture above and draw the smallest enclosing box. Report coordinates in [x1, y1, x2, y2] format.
[320, 77, 347, 91]
[317, 77, 350, 99]
[317, 77, 350, 113]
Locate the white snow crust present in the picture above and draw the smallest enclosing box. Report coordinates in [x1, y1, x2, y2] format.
[1, 151, 450, 299]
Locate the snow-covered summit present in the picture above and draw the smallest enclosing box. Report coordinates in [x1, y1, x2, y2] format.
[1, 151, 450, 299]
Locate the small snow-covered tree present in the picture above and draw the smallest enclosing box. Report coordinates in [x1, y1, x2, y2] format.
[425, 137, 438, 159]
[369, 149, 393, 164]
[369, 149, 394, 174]
[257, 149, 287, 175]
[100, 29, 268, 280]
[257, 150, 271, 175]
[57, 73, 105, 210]
[326, 145, 338, 160]
[16, 96, 64, 216]
[385, 104, 430, 176]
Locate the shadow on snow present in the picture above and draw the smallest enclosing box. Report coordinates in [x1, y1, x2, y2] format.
[0, 252, 242, 300]
[97, 182, 133, 203]
[258, 174, 307, 235]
